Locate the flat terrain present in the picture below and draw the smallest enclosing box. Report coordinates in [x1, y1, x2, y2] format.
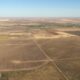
[0, 25, 80, 80]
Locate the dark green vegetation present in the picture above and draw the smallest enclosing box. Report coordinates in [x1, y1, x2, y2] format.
[27, 23, 80, 28]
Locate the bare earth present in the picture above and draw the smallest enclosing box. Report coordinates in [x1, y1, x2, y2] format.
[0, 21, 80, 80]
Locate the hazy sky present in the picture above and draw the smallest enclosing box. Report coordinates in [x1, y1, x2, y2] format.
[0, 0, 80, 17]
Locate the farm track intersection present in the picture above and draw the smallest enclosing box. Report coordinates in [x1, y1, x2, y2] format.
[0, 27, 80, 80]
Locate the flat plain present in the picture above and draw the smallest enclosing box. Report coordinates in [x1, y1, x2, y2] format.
[0, 18, 80, 80]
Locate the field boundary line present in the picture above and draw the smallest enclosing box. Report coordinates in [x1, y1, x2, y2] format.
[0, 61, 48, 72]
[52, 61, 70, 80]
[55, 57, 80, 61]
[31, 35, 52, 61]
[11, 59, 52, 63]
[31, 32, 70, 80]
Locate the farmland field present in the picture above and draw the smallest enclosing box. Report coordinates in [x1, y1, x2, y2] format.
[0, 19, 80, 80]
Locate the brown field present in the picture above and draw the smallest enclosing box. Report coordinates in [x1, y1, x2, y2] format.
[56, 60, 80, 80]
[5, 62, 66, 80]
[0, 18, 80, 80]
[36, 37, 80, 60]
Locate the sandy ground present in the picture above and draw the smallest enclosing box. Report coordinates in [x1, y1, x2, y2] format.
[0, 27, 80, 80]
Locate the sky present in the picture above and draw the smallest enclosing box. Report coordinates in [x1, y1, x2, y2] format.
[0, 0, 80, 17]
